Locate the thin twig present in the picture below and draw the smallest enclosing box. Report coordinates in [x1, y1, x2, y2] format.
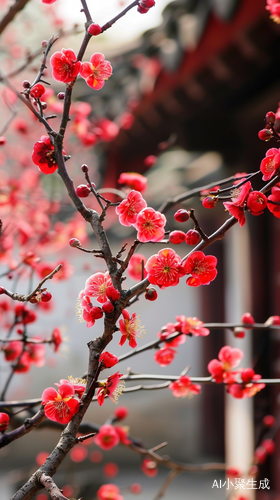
[2, 264, 62, 302]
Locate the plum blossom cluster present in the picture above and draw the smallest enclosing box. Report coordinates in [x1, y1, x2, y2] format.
[116, 190, 166, 242]
[208, 346, 265, 399]
[145, 248, 218, 289]
[50, 49, 112, 89]
[77, 272, 120, 328]
[77, 271, 146, 348]
[154, 316, 210, 367]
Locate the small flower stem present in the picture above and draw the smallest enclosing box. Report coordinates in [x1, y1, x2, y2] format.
[80, 0, 92, 24]
[29, 35, 58, 89]
[2, 264, 62, 302]
[101, 0, 139, 33]
[189, 209, 208, 241]
[211, 171, 261, 195]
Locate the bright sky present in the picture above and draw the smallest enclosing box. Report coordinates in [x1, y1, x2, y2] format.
[58, 0, 172, 41]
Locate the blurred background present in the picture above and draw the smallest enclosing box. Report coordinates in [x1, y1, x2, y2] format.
[1, 0, 280, 498]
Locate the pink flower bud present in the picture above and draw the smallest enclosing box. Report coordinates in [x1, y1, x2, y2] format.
[145, 288, 158, 301]
[0, 413, 9, 432]
[258, 128, 273, 141]
[102, 301, 114, 314]
[266, 111, 275, 124]
[69, 238, 81, 247]
[233, 327, 245, 339]
[106, 286, 120, 301]
[185, 229, 200, 245]
[141, 0, 155, 6]
[81, 164, 89, 173]
[174, 209, 190, 223]
[202, 196, 218, 209]
[137, 5, 149, 13]
[241, 312, 255, 325]
[264, 315, 280, 326]
[41, 291, 52, 302]
[0, 136, 7, 146]
[88, 23, 102, 36]
[99, 351, 118, 368]
[30, 84, 46, 99]
[169, 230, 186, 244]
[76, 184, 91, 198]
[0, 287, 6, 295]
[241, 368, 255, 384]
[114, 406, 128, 420]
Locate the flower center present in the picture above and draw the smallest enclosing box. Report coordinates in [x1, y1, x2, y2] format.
[99, 282, 107, 295]
[54, 400, 69, 418]
[230, 187, 241, 200]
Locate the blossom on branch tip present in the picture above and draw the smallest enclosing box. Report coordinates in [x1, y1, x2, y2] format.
[115, 190, 147, 226]
[80, 53, 112, 90]
[119, 309, 145, 348]
[184, 251, 217, 287]
[97, 372, 125, 406]
[50, 48, 81, 83]
[169, 376, 201, 398]
[41, 383, 80, 424]
[32, 136, 58, 174]
[145, 248, 185, 288]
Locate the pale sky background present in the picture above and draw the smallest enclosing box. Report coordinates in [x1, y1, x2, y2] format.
[58, 0, 172, 42]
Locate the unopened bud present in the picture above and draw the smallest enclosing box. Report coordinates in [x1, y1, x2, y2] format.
[69, 238, 81, 247]
[258, 129, 273, 141]
[81, 164, 89, 173]
[266, 111, 275, 124]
